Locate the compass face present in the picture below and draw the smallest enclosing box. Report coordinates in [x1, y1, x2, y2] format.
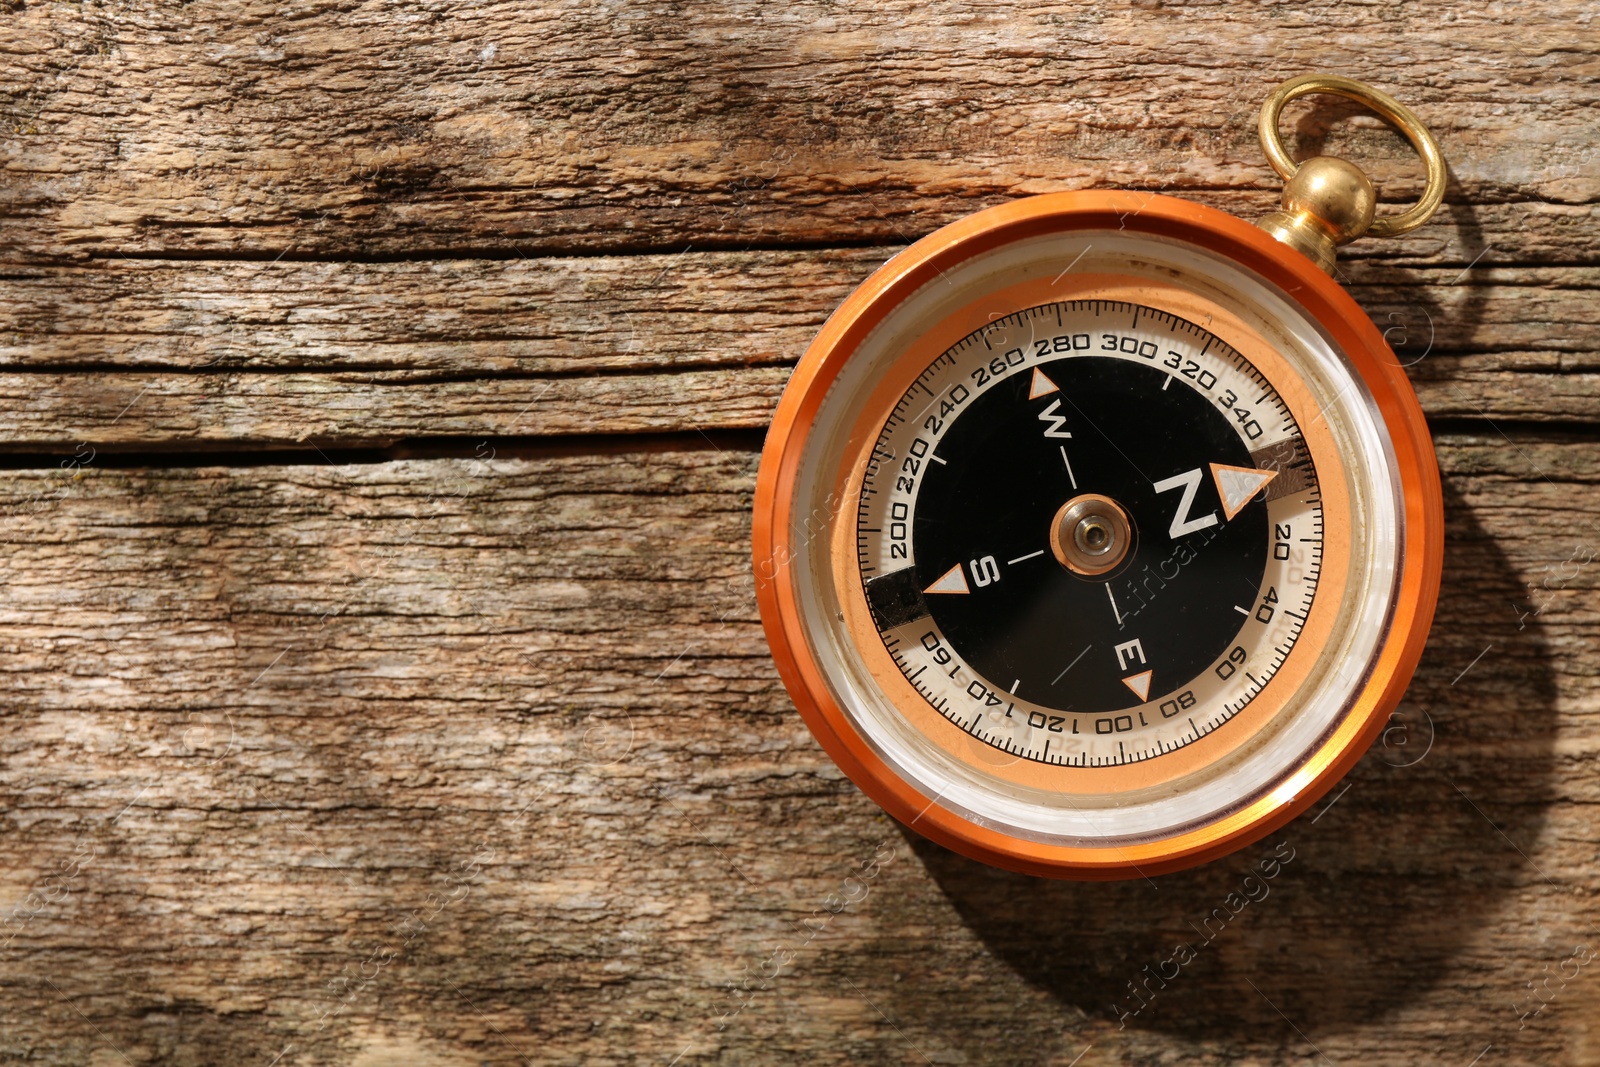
[753, 196, 1440, 878]
[856, 303, 1321, 767]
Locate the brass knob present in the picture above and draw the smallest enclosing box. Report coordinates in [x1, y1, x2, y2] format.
[1257, 156, 1377, 274]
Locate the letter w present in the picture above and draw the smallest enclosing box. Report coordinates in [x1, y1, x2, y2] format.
[1037, 398, 1073, 439]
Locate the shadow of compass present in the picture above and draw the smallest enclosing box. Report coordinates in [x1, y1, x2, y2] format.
[900, 479, 1557, 1043]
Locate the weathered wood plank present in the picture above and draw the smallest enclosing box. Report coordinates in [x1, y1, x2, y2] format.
[1, 1, 1595, 263]
[0, 438, 1595, 1064]
[0, 252, 842, 374]
[6, 255, 1600, 373]
[0, 254, 1596, 449]
[0, 366, 792, 447]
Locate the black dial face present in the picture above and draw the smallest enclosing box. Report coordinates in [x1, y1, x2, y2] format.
[855, 300, 1323, 766]
[913, 355, 1266, 714]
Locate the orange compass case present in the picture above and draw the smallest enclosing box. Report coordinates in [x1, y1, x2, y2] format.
[752, 191, 1443, 879]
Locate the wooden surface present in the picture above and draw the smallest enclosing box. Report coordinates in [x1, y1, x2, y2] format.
[1, 2, 1597, 1064]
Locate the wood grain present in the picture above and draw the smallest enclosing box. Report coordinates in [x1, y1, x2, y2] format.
[0, 439, 1594, 1066]
[0, 1, 1597, 1064]
[0, 255, 1597, 450]
[1, 2, 1596, 263]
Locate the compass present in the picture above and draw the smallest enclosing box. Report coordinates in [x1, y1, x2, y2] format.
[753, 76, 1447, 878]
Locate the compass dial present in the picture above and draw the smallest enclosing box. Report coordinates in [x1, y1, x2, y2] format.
[856, 302, 1321, 767]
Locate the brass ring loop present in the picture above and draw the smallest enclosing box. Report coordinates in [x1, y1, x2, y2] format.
[1258, 74, 1445, 238]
